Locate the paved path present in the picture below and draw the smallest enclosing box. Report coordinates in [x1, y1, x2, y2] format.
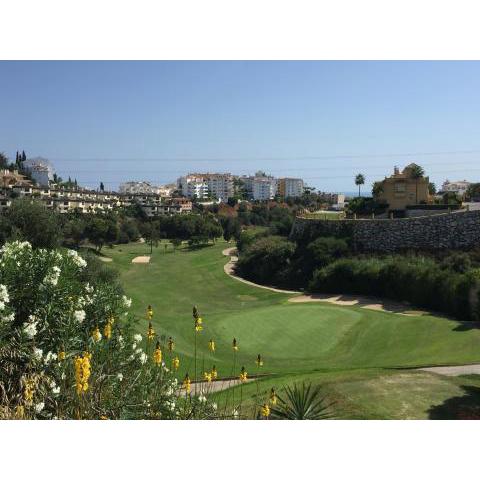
[177, 377, 256, 396]
[418, 364, 480, 377]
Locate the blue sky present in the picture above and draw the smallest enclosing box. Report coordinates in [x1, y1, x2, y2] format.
[1, 61, 480, 192]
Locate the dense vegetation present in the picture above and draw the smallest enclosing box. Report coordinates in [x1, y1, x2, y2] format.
[235, 229, 480, 321]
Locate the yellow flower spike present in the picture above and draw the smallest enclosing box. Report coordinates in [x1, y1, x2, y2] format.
[147, 322, 155, 341]
[239, 366, 247, 382]
[58, 350, 66, 361]
[203, 371, 212, 382]
[211, 365, 218, 380]
[194, 317, 203, 332]
[256, 354, 263, 367]
[261, 403, 271, 418]
[74, 352, 91, 396]
[15, 405, 25, 419]
[232, 338, 238, 351]
[172, 356, 180, 370]
[23, 378, 35, 406]
[146, 305, 153, 320]
[269, 387, 277, 405]
[108, 315, 115, 325]
[208, 339, 215, 352]
[91, 326, 102, 342]
[104, 321, 112, 340]
[167, 337, 175, 352]
[183, 373, 191, 394]
[153, 341, 162, 366]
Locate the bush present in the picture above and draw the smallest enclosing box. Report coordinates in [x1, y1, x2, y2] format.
[0, 241, 216, 419]
[235, 235, 296, 286]
[309, 256, 480, 321]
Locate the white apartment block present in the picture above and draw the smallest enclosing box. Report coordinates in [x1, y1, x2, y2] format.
[119, 181, 162, 195]
[278, 177, 304, 198]
[252, 176, 277, 201]
[177, 173, 234, 201]
[441, 179, 471, 196]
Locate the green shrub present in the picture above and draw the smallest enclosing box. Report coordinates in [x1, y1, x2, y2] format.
[236, 235, 295, 285]
[309, 256, 480, 321]
[0, 241, 217, 419]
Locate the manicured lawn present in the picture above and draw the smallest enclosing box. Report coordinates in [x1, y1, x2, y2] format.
[100, 240, 480, 418]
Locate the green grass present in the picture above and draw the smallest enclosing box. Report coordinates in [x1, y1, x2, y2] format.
[101, 240, 480, 419]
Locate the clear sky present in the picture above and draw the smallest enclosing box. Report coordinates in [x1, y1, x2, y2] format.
[1, 60, 480, 193]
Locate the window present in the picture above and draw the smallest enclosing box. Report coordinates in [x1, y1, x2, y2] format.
[394, 182, 406, 193]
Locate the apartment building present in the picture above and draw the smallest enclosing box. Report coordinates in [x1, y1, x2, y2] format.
[177, 173, 234, 201]
[277, 177, 304, 198]
[252, 176, 277, 201]
[119, 181, 162, 195]
[441, 179, 471, 197]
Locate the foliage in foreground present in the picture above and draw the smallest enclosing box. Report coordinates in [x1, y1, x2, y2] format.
[268, 382, 333, 420]
[0, 241, 218, 419]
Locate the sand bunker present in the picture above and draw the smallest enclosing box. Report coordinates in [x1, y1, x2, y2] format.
[132, 256, 151, 264]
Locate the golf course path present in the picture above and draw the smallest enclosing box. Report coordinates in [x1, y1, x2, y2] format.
[222, 247, 298, 294]
[418, 364, 480, 376]
[179, 378, 256, 395]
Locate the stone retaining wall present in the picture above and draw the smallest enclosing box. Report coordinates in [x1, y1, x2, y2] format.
[290, 210, 480, 252]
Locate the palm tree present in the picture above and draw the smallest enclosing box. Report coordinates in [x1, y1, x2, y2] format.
[355, 173, 365, 197]
[409, 164, 425, 204]
[269, 382, 333, 420]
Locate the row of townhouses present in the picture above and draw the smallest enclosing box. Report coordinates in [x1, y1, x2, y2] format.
[177, 172, 305, 201]
[0, 170, 192, 216]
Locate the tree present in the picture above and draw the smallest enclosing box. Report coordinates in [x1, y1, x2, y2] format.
[408, 164, 425, 204]
[428, 182, 436, 195]
[63, 217, 87, 248]
[4, 198, 61, 248]
[85, 216, 119, 252]
[0, 152, 10, 170]
[142, 220, 161, 254]
[100, 182, 105, 192]
[372, 181, 384, 198]
[355, 173, 365, 197]
[466, 183, 480, 201]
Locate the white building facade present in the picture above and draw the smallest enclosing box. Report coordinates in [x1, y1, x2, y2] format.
[441, 179, 471, 196]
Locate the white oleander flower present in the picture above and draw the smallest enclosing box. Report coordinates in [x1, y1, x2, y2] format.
[23, 318, 38, 338]
[212, 402, 218, 411]
[33, 347, 43, 361]
[35, 402, 45, 413]
[122, 295, 132, 308]
[85, 283, 94, 294]
[1, 312, 14, 323]
[0, 301, 4, 311]
[44, 351, 58, 364]
[139, 352, 148, 364]
[233, 408, 239, 419]
[135, 347, 143, 355]
[117, 373, 123, 381]
[0, 284, 9, 304]
[61, 372, 66, 380]
[50, 381, 60, 395]
[73, 310, 86, 323]
[133, 333, 142, 343]
[198, 394, 207, 403]
[118, 335, 125, 348]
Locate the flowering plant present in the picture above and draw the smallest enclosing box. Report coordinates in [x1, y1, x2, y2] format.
[0, 241, 215, 420]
